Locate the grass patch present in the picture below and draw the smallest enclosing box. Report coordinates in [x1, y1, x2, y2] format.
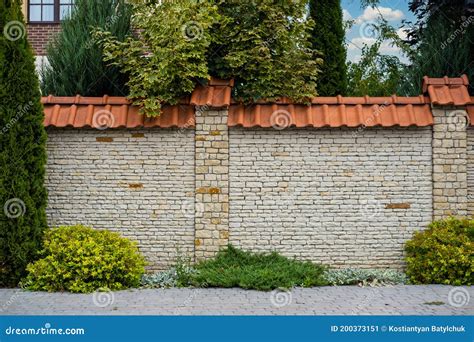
[183, 245, 327, 291]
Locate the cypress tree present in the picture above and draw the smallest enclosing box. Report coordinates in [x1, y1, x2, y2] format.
[0, 0, 48, 286]
[309, 0, 347, 96]
[41, 0, 132, 96]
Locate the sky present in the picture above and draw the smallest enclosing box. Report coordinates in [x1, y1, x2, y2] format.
[342, 0, 416, 63]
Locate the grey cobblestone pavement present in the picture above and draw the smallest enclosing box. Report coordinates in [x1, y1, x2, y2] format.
[0, 285, 472, 315]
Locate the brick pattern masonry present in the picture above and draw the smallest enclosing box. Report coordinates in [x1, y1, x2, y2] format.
[27, 24, 61, 56]
[432, 108, 468, 219]
[229, 127, 433, 268]
[194, 109, 230, 259]
[468, 128, 474, 216]
[44, 108, 473, 270]
[45, 128, 195, 271]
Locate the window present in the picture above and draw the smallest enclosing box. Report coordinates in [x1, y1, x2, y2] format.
[29, 0, 75, 23]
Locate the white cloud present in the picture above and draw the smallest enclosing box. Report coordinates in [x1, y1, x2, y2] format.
[355, 6, 404, 24]
[396, 28, 408, 40]
[350, 54, 362, 63]
[342, 9, 353, 21]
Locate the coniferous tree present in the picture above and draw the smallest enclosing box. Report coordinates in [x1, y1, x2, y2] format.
[309, 0, 347, 96]
[400, 7, 474, 95]
[41, 0, 132, 96]
[0, 0, 48, 286]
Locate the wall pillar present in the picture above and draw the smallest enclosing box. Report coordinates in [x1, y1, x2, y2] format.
[432, 107, 469, 219]
[194, 107, 230, 260]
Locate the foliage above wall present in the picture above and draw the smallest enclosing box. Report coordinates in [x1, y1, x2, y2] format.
[346, 21, 407, 97]
[94, 0, 320, 117]
[41, 0, 132, 97]
[309, 0, 347, 96]
[347, 0, 473, 96]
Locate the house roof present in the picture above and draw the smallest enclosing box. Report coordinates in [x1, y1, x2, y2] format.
[42, 76, 473, 129]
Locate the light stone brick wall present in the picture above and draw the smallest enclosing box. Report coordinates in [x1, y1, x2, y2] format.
[229, 127, 433, 268]
[45, 128, 195, 271]
[468, 128, 474, 216]
[194, 109, 230, 259]
[44, 107, 471, 271]
[432, 108, 468, 219]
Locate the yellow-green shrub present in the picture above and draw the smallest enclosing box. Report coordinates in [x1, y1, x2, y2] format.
[24, 225, 146, 293]
[405, 217, 474, 285]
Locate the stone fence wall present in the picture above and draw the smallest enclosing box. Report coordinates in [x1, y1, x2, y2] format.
[46, 128, 195, 271]
[45, 107, 473, 271]
[229, 127, 433, 268]
[468, 128, 474, 217]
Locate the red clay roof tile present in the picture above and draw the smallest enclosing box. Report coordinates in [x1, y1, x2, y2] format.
[43, 77, 231, 128]
[468, 100, 474, 126]
[42, 76, 472, 129]
[190, 78, 233, 108]
[43, 97, 195, 129]
[228, 103, 433, 128]
[422, 75, 471, 106]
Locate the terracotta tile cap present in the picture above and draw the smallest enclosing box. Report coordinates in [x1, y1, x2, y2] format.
[228, 103, 433, 128]
[208, 77, 235, 87]
[231, 96, 427, 105]
[467, 105, 474, 126]
[422, 74, 469, 92]
[41, 95, 130, 105]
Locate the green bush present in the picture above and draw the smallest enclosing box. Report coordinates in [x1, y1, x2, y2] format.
[24, 225, 146, 293]
[185, 245, 327, 291]
[405, 217, 474, 286]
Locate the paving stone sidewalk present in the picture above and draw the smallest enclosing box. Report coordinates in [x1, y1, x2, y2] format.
[0, 285, 472, 315]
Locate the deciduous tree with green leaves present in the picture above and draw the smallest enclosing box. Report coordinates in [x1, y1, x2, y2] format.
[346, 20, 408, 96]
[0, 0, 48, 287]
[355, 0, 473, 95]
[94, 0, 321, 116]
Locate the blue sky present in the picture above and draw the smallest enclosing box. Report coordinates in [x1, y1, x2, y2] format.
[342, 0, 416, 63]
